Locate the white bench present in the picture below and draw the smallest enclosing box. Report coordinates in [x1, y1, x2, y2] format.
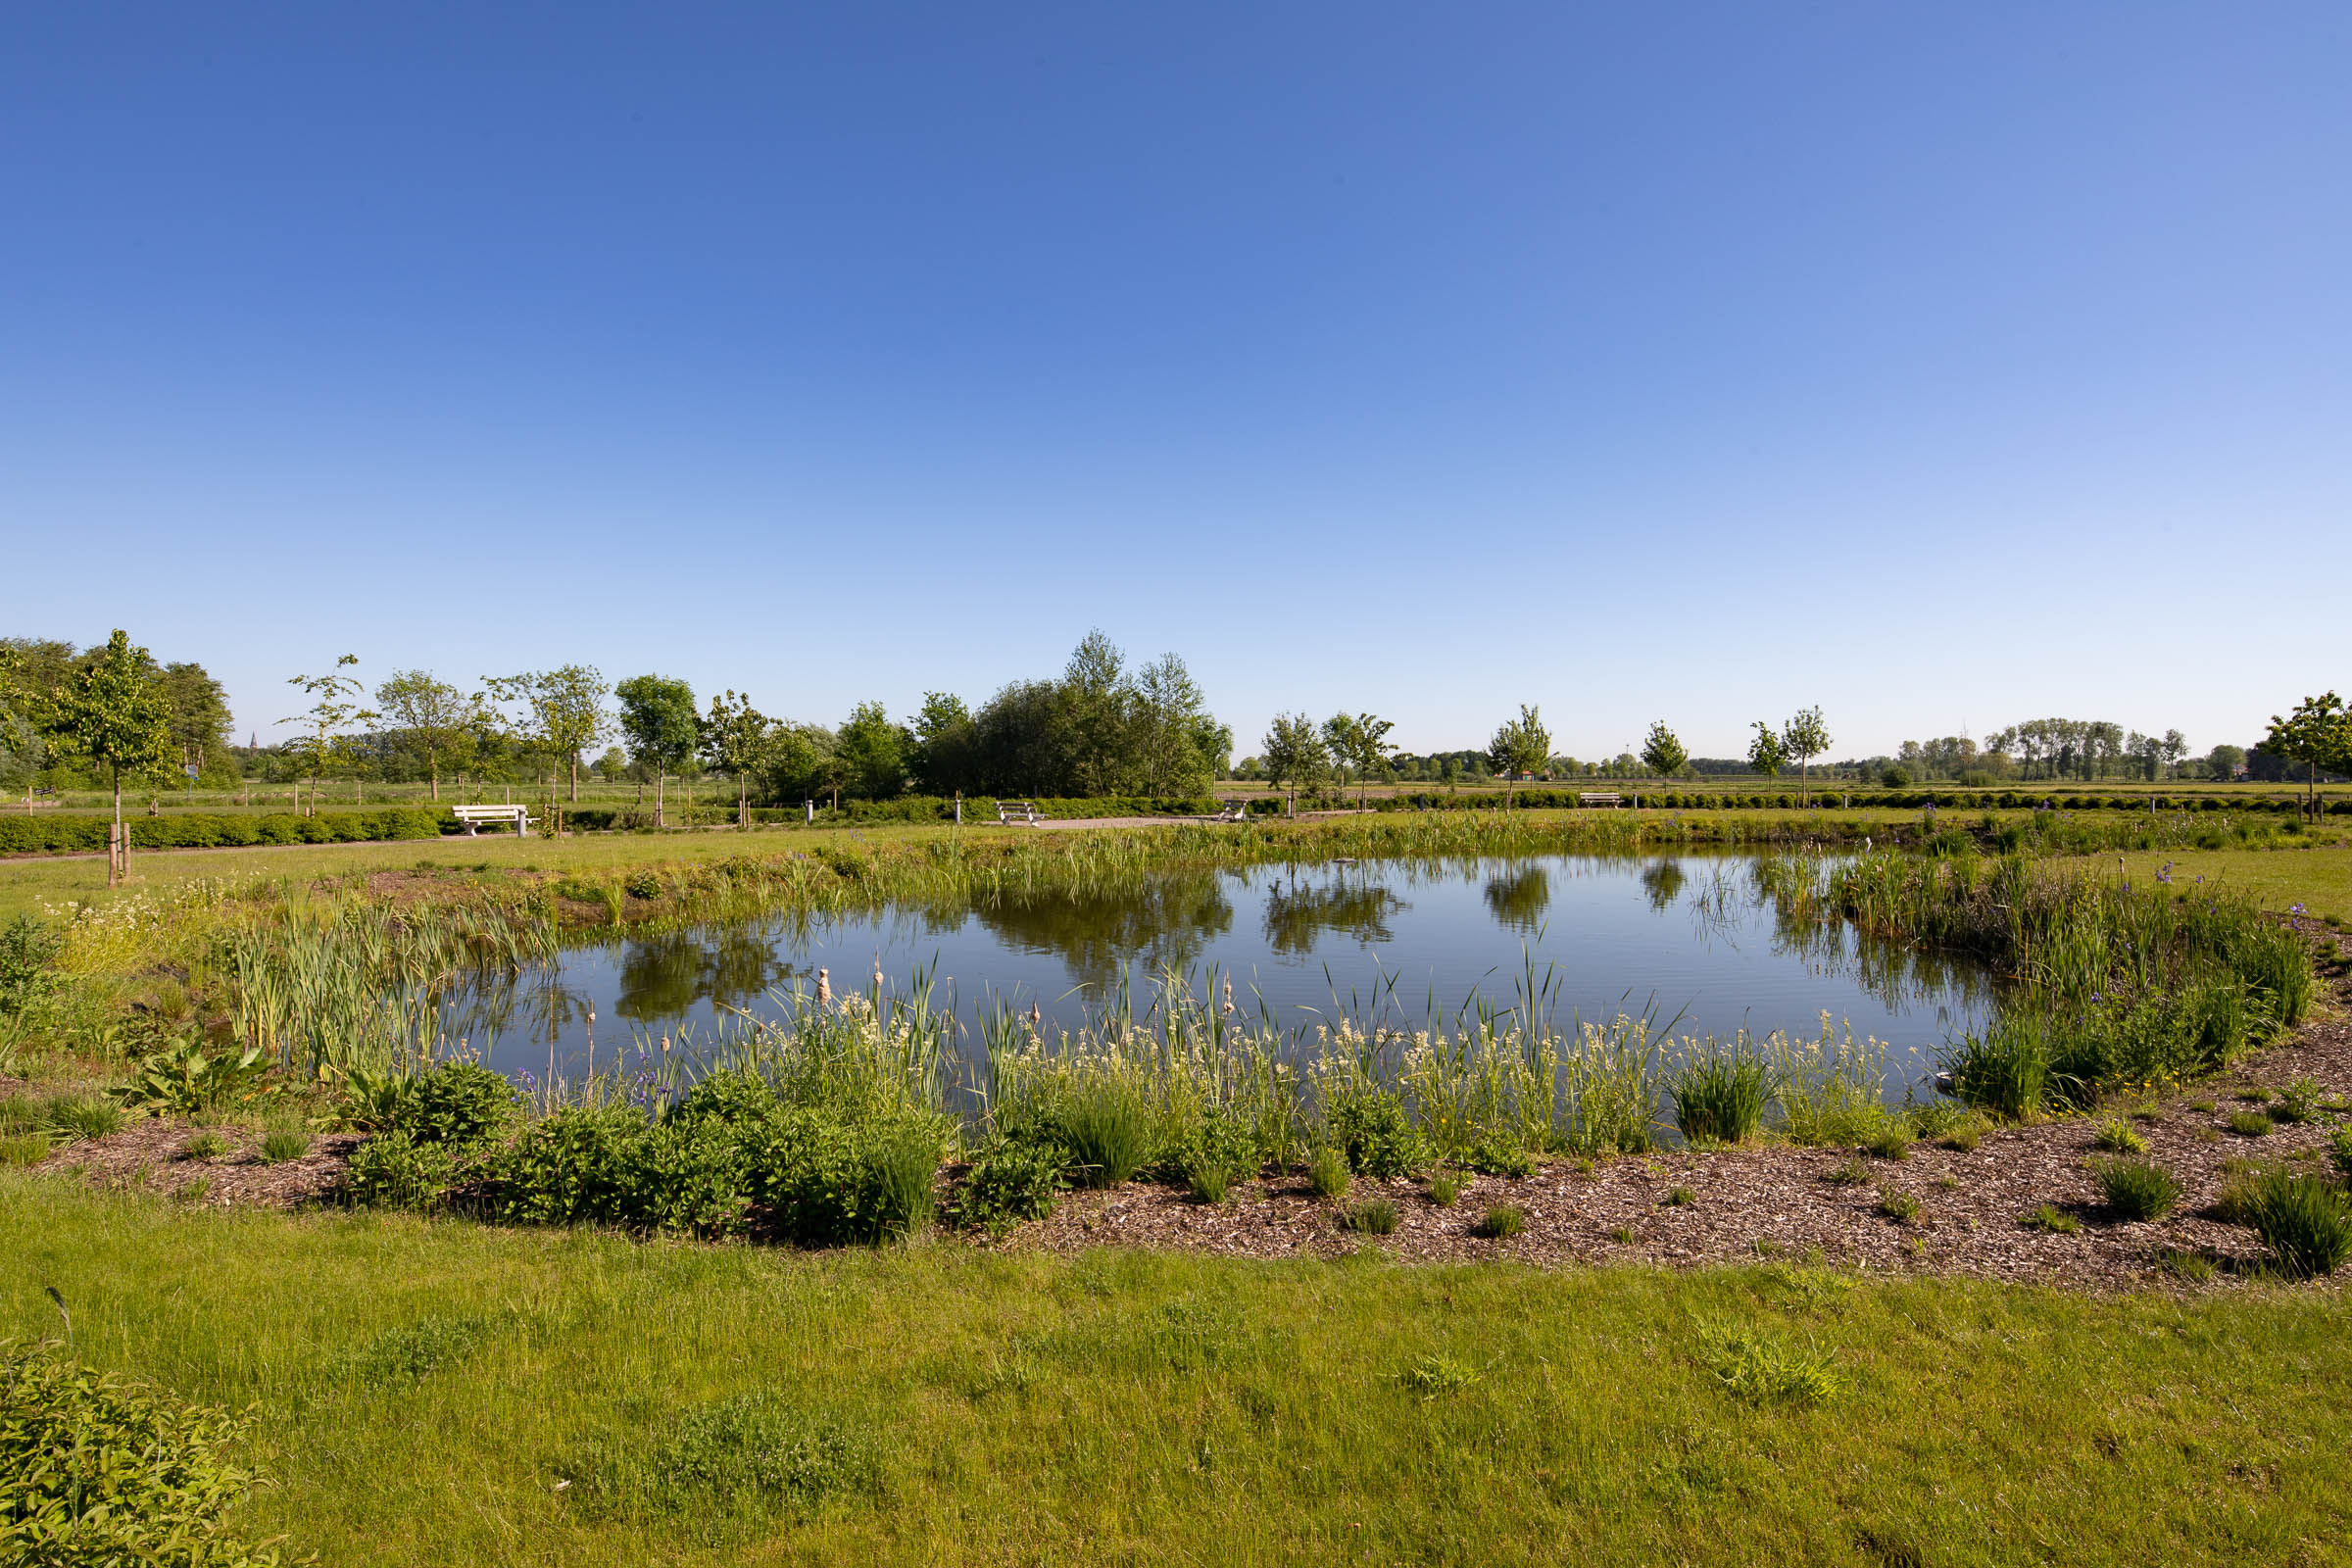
[1579, 791, 1623, 808]
[1212, 800, 1250, 822]
[452, 804, 536, 837]
[996, 800, 1043, 824]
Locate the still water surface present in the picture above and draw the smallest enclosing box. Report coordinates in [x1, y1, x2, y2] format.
[471, 855, 1996, 1097]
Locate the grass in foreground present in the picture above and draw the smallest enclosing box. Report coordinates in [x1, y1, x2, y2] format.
[4, 1177, 2348, 1566]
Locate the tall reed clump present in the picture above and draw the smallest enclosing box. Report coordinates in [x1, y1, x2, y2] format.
[1769, 1017, 1896, 1146]
[218, 893, 555, 1082]
[1670, 1037, 1775, 1146]
[1820, 854, 2312, 1116]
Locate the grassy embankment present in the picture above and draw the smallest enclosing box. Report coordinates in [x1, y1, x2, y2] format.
[5, 1177, 2348, 1568]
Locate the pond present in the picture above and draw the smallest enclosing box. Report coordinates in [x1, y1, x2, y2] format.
[466, 854, 1997, 1101]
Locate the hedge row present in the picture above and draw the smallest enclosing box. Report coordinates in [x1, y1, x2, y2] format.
[0, 807, 455, 856]
[1362, 789, 2326, 815]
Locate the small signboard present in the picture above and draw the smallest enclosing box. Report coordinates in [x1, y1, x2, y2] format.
[184, 764, 201, 779]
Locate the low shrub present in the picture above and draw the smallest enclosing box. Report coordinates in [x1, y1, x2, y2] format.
[1172, 1107, 1257, 1201]
[46, 1094, 123, 1143]
[2091, 1117, 2148, 1154]
[952, 1138, 1064, 1234]
[1055, 1078, 1154, 1189]
[2240, 1168, 2352, 1278]
[1670, 1042, 1773, 1146]
[1306, 1146, 1350, 1199]
[1661, 1186, 1695, 1207]
[1823, 1156, 1870, 1186]
[183, 1129, 230, 1159]
[1426, 1170, 1461, 1206]
[1876, 1189, 1920, 1224]
[259, 1127, 310, 1163]
[2227, 1109, 2274, 1138]
[1944, 1020, 2047, 1120]
[2023, 1203, 2079, 1234]
[2330, 1128, 2352, 1185]
[1459, 1131, 1533, 1178]
[1862, 1123, 1913, 1160]
[0, 1337, 284, 1566]
[359, 1059, 521, 1148]
[1325, 1083, 1424, 1178]
[342, 1129, 458, 1212]
[2091, 1156, 2180, 1221]
[1339, 1199, 1400, 1235]
[1474, 1203, 1525, 1239]
[2271, 1078, 2321, 1125]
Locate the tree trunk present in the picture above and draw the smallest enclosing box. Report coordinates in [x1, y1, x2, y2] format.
[571, 755, 580, 803]
[738, 771, 748, 829]
[429, 760, 439, 803]
[112, 766, 123, 887]
[657, 770, 665, 829]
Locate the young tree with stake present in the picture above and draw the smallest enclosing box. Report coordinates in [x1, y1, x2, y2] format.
[1487, 705, 1549, 808]
[1260, 712, 1332, 816]
[374, 670, 478, 802]
[1780, 707, 1832, 804]
[1641, 721, 1687, 781]
[615, 675, 701, 827]
[701, 689, 774, 828]
[47, 631, 176, 885]
[282, 656, 373, 817]
[2264, 693, 2351, 818]
[1746, 720, 1786, 787]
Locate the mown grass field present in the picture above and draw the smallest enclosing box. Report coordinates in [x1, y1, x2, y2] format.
[5, 1178, 2348, 1568]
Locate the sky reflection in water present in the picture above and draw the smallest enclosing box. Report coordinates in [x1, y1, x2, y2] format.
[462, 855, 1995, 1098]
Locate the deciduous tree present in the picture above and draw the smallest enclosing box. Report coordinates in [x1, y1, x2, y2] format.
[1486, 705, 1549, 808]
[282, 656, 372, 816]
[1780, 707, 1831, 804]
[374, 670, 477, 802]
[700, 689, 773, 827]
[616, 674, 700, 826]
[2264, 693, 2351, 817]
[50, 630, 176, 882]
[1640, 721, 1687, 780]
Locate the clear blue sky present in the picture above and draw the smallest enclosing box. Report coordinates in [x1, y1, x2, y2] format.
[6, 3, 2346, 760]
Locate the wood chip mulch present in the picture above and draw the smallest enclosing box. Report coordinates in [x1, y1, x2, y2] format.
[24, 932, 2352, 1294]
[30, 1121, 362, 1211]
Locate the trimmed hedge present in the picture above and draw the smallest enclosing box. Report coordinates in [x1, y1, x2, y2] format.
[0, 807, 453, 857]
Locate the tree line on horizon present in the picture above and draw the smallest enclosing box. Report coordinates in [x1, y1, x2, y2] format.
[4, 631, 2345, 823]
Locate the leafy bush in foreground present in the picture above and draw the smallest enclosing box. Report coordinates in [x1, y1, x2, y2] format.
[0, 1337, 282, 1566]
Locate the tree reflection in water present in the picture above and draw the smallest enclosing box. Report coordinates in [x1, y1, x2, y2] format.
[1483, 866, 1551, 934]
[1640, 860, 1687, 911]
[1263, 875, 1404, 955]
[970, 872, 1233, 993]
[614, 926, 804, 1021]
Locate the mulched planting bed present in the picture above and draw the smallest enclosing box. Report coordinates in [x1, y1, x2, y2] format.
[33, 1119, 361, 1210]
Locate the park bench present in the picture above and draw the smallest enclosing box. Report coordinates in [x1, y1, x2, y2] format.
[1579, 792, 1623, 808]
[451, 804, 536, 837]
[1212, 800, 1250, 822]
[997, 800, 1044, 824]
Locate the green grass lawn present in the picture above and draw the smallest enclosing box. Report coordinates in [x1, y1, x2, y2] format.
[2072, 845, 2352, 924]
[0, 821, 985, 921]
[6, 1177, 2348, 1567]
